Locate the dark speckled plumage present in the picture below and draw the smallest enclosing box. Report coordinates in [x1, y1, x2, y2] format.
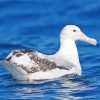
[5, 50, 69, 74]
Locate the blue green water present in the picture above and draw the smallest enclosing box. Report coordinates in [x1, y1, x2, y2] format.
[0, 0, 100, 99]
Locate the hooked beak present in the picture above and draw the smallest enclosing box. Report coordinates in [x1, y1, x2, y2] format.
[80, 33, 97, 46]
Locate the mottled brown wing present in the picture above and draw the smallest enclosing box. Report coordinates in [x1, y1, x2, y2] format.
[5, 50, 69, 74]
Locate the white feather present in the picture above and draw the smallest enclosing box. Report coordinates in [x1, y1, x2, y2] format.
[0, 25, 97, 81]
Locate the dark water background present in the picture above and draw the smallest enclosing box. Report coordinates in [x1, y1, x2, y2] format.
[0, 0, 100, 100]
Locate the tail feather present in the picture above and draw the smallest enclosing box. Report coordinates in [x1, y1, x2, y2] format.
[0, 61, 28, 80]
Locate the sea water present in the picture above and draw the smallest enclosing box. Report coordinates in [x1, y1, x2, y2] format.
[0, 0, 100, 100]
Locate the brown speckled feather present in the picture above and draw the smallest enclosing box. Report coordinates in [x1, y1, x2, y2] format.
[5, 50, 69, 74]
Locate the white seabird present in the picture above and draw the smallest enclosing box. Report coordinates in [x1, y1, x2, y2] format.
[0, 25, 97, 81]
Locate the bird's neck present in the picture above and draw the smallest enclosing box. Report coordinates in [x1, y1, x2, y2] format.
[56, 38, 80, 67]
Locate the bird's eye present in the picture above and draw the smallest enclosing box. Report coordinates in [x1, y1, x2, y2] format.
[73, 30, 76, 32]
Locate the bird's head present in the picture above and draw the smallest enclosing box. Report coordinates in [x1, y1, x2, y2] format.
[60, 25, 97, 45]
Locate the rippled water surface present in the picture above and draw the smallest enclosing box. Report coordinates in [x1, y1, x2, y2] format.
[0, 0, 100, 100]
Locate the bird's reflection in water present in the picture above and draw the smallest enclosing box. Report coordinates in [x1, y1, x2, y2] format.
[13, 75, 96, 100]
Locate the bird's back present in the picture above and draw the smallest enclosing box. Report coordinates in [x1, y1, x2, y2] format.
[0, 50, 77, 80]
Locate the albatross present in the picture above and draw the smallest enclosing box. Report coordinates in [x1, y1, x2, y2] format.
[0, 25, 97, 80]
